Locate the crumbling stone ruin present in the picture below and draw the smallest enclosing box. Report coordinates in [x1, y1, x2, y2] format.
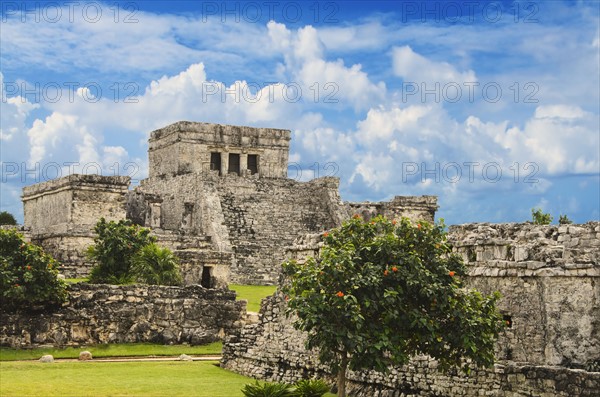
[13, 121, 599, 395]
[1, 284, 247, 348]
[21, 121, 437, 286]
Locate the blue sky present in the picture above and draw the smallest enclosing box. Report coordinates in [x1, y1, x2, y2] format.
[1, 0, 599, 225]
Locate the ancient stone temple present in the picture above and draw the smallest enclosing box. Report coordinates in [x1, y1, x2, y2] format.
[21, 121, 438, 286]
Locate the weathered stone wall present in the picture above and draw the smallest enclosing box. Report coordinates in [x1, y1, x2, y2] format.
[22, 174, 130, 278]
[0, 284, 247, 348]
[29, 231, 95, 278]
[222, 222, 600, 396]
[134, 174, 344, 285]
[148, 121, 290, 179]
[346, 196, 438, 223]
[22, 174, 130, 234]
[448, 222, 600, 367]
[217, 176, 343, 285]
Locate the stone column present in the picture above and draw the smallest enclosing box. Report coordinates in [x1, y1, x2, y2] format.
[240, 153, 248, 176]
[149, 202, 162, 228]
[221, 148, 229, 176]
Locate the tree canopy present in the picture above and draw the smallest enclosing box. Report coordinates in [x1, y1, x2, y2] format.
[282, 216, 504, 397]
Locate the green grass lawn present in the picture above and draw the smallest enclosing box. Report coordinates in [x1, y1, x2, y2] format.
[229, 284, 277, 312]
[0, 360, 251, 396]
[64, 278, 88, 284]
[0, 361, 337, 397]
[0, 342, 223, 361]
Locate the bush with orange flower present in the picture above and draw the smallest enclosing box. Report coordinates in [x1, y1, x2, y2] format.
[282, 216, 504, 397]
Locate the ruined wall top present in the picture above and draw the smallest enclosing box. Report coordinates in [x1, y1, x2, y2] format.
[149, 121, 291, 146]
[22, 174, 130, 235]
[148, 121, 291, 179]
[346, 195, 438, 223]
[448, 221, 600, 274]
[22, 174, 130, 199]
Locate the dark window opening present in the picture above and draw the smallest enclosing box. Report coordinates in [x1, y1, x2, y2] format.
[210, 152, 221, 175]
[228, 153, 240, 175]
[503, 314, 513, 328]
[248, 154, 259, 175]
[201, 266, 213, 288]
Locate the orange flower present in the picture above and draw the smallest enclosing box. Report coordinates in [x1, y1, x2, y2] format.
[392, 219, 397, 225]
[336, 291, 344, 297]
[417, 224, 422, 229]
[448, 271, 455, 277]
[392, 266, 398, 272]
[26, 266, 31, 270]
[383, 270, 389, 276]
[323, 231, 329, 237]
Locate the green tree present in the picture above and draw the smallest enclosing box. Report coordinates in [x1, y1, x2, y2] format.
[558, 214, 573, 225]
[282, 216, 504, 397]
[131, 243, 182, 286]
[87, 218, 156, 284]
[0, 211, 17, 226]
[531, 208, 553, 225]
[0, 229, 67, 312]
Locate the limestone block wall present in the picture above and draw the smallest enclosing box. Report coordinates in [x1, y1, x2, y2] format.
[148, 121, 290, 179]
[29, 231, 95, 278]
[217, 176, 343, 285]
[448, 222, 600, 366]
[22, 174, 131, 278]
[0, 284, 247, 348]
[22, 174, 130, 234]
[135, 174, 344, 285]
[345, 195, 438, 223]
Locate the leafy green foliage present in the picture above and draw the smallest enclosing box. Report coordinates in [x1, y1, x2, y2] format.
[293, 379, 330, 397]
[241, 381, 296, 397]
[0, 211, 17, 225]
[0, 229, 67, 312]
[87, 218, 155, 284]
[531, 208, 553, 225]
[283, 216, 504, 396]
[558, 215, 573, 225]
[131, 243, 182, 286]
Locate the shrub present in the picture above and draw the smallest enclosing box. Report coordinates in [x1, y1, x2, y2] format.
[87, 218, 155, 284]
[241, 381, 296, 397]
[0, 211, 17, 226]
[0, 229, 67, 312]
[531, 208, 552, 225]
[283, 216, 504, 397]
[294, 379, 330, 397]
[558, 214, 573, 225]
[131, 243, 182, 286]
